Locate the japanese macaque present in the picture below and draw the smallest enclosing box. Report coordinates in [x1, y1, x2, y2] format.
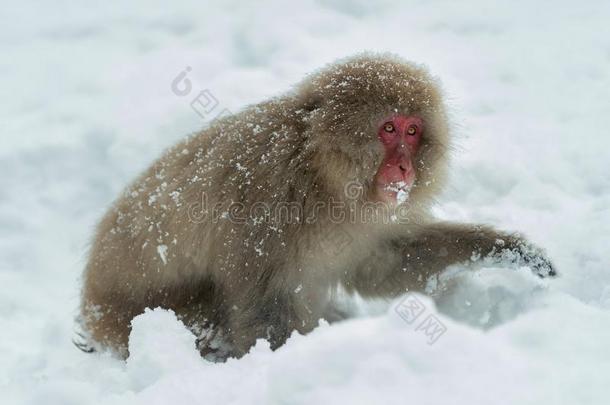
[78, 53, 555, 360]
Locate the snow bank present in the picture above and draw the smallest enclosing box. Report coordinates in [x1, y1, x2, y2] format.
[8, 285, 610, 405]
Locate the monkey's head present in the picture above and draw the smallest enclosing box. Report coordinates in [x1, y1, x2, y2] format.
[296, 53, 450, 208]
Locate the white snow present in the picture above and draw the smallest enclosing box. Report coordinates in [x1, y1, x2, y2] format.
[156, 244, 168, 265]
[2, 0, 610, 404]
[385, 180, 412, 204]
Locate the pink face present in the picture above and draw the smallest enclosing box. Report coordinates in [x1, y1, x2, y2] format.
[374, 115, 424, 203]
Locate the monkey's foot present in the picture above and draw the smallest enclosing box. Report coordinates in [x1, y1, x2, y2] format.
[73, 330, 96, 353]
[196, 327, 234, 362]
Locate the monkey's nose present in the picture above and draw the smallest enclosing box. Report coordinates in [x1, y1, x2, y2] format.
[397, 157, 415, 183]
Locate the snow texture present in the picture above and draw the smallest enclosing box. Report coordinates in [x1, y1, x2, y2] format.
[2, 1, 610, 404]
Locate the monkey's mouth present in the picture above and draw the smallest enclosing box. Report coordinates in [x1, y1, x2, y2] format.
[374, 153, 417, 205]
[378, 180, 414, 204]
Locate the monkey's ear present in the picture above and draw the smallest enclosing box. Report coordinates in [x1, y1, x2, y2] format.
[293, 81, 323, 114]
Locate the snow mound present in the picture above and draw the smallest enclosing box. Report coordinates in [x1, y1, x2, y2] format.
[126, 308, 201, 390]
[69, 288, 609, 405]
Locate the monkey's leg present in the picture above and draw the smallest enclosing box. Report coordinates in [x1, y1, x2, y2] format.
[79, 289, 142, 357]
[217, 285, 323, 359]
[344, 221, 556, 298]
[210, 292, 271, 359]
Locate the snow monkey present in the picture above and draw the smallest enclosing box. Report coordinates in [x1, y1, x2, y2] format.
[78, 53, 555, 360]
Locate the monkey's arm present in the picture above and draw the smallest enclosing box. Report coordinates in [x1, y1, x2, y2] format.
[343, 222, 556, 298]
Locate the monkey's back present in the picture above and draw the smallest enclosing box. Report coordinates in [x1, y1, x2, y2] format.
[80, 98, 316, 354]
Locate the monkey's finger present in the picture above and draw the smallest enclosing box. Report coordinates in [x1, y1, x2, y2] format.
[532, 258, 558, 278]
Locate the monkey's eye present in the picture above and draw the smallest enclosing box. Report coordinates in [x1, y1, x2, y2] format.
[383, 123, 395, 133]
[407, 125, 418, 135]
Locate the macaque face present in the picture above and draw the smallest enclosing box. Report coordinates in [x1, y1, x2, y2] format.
[374, 115, 424, 203]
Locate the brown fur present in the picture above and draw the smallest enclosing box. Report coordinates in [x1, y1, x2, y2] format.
[79, 53, 554, 360]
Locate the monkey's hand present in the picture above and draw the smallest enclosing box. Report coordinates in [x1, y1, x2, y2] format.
[342, 222, 557, 299]
[488, 235, 557, 278]
[394, 222, 558, 285]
